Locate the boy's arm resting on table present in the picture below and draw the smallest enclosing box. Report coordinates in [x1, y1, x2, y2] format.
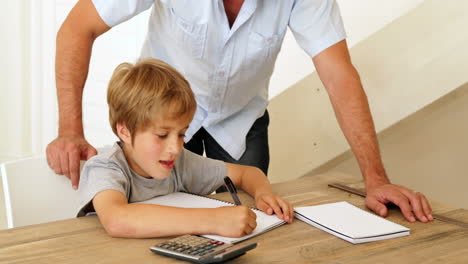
[226, 164, 294, 223]
[312, 40, 433, 223]
[92, 190, 257, 238]
[46, 0, 110, 189]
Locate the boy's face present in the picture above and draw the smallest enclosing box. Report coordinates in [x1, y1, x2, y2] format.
[120, 115, 192, 179]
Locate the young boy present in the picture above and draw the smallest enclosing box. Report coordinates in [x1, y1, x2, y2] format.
[77, 59, 293, 238]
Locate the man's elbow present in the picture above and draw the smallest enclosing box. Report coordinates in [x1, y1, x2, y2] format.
[325, 69, 364, 98]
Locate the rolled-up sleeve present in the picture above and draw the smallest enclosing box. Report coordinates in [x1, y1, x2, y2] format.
[92, 0, 154, 27]
[289, 0, 346, 58]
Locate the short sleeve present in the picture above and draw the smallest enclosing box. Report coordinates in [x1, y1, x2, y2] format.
[91, 0, 154, 27]
[77, 157, 129, 216]
[289, 0, 346, 58]
[176, 149, 227, 195]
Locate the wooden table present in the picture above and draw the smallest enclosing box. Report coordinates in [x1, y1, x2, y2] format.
[1, 172, 467, 263]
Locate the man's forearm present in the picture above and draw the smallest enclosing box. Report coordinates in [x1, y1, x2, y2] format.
[53, 0, 110, 138]
[326, 69, 389, 187]
[55, 22, 95, 137]
[314, 41, 433, 222]
[312, 41, 388, 188]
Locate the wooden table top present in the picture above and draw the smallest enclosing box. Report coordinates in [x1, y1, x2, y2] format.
[1, 172, 467, 264]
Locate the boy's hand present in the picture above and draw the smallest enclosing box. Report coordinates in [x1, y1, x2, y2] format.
[214, 206, 257, 237]
[255, 193, 294, 223]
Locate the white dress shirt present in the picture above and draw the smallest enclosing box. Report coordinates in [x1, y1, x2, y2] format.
[92, 0, 346, 159]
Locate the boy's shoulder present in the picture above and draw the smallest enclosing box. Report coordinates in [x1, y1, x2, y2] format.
[84, 142, 129, 172]
[175, 148, 226, 177]
[174, 148, 227, 195]
[177, 148, 211, 166]
[177, 148, 226, 167]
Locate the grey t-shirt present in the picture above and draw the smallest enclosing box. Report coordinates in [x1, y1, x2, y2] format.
[77, 142, 226, 216]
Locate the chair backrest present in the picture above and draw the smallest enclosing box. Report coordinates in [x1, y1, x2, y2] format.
[0, 156, 82, 228]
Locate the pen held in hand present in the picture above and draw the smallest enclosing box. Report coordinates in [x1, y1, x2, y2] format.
[224, 176, 242, 205]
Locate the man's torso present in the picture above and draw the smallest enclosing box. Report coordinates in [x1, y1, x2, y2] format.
[91, 0, 346, 159]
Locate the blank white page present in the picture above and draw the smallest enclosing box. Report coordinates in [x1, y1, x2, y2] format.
[294, 202, 409, 239]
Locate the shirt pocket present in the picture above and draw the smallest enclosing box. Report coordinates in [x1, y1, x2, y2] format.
[168, 8, 207, 59]
[244, 31, 282, 76]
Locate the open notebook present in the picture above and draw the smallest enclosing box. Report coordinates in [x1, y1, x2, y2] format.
[139, 192, 286, 243]
[294, 201, 410, 244]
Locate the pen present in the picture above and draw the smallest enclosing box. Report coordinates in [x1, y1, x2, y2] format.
[224, 176, 242, 205]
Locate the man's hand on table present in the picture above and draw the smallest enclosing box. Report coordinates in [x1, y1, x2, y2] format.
[365, 183, 433, 223]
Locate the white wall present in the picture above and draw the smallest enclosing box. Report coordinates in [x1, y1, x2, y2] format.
[0, 0, 425, 160]
[0, 0, 150, 161]
[0, 1, 30, 159]
[269, 0, 424, 98]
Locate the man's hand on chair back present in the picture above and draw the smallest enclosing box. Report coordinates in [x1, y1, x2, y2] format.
[46, 136, 97, 190]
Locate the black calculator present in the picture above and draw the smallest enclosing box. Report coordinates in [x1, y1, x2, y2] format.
[150, 235, 257, 263]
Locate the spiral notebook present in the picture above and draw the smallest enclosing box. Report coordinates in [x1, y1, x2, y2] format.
[294, 201, 410, 244]
[139, 192, 286, 243]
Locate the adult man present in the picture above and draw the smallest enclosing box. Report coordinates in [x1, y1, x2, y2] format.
[47, 0, 433, 223]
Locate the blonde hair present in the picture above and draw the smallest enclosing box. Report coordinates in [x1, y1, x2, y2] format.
[107, 58, 196, 142]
